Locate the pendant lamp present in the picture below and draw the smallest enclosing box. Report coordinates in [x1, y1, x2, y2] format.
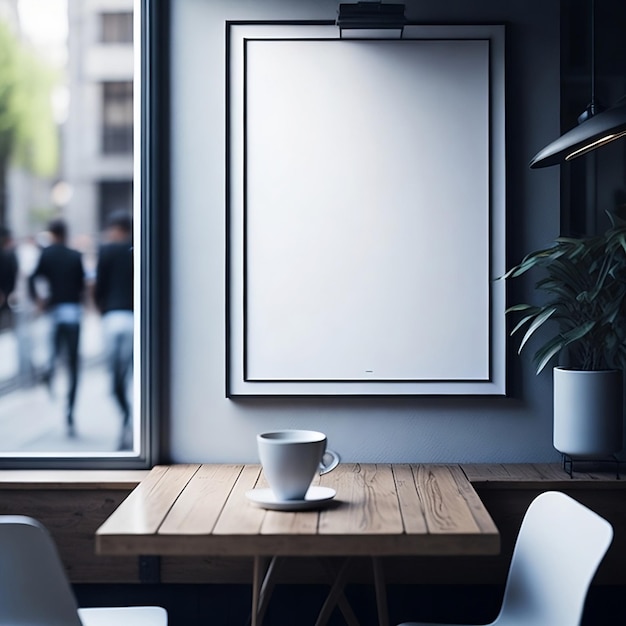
[529, 0, 626, 169]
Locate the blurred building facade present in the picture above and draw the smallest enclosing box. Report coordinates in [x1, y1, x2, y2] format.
[64, 0, 134, 241]
[1, 0, 133, 242]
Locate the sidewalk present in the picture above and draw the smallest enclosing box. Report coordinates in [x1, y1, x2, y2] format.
[0, 313, 132, 454]
[0, 364, 130, 453]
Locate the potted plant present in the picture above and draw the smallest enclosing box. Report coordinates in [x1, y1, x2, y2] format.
[501, 211, 626, 457]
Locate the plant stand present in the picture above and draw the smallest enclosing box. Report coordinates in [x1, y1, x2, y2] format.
[561, 453, 623, 479]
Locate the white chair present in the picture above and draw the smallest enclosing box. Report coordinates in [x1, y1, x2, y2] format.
[397, 490, 613, 626]
[0, 515, 167, 626]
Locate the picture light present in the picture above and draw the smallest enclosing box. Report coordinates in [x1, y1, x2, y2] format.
[336, 1, 407, 38]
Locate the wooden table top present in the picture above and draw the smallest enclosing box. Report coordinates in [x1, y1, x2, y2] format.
[95, 463, 500, 558]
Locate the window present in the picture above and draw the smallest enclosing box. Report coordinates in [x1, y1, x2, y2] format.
[100, 12, 133, 44]
[0, 0, 169, 468]
[102, 82, 134, 154]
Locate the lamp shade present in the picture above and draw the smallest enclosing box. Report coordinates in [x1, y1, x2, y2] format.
[530, 98, 626, 168]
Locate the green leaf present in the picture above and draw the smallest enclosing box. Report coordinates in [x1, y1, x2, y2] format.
[505, 303, 534, 314]
[535, 278, 578, 299]
[533, 336, 567, 374]
[517, 307, 557, 354]
[561, 320, 596, 344]
[510, 312, 542, 336]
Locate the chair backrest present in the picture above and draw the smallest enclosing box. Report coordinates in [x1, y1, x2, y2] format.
[496, 491, 613, 626]
[0, 515, 83, 626]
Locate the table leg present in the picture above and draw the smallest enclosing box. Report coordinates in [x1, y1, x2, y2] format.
[250, 556, 281, 626]
[257, 556, 280, 624]
[251, 556, 267, 626]
[372, 557, 389, 626]
[315, 558, 360, 626]
[252, 556, 383, 626]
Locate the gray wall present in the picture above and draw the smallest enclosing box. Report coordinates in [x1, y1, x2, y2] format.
[169, 0, 561, 463]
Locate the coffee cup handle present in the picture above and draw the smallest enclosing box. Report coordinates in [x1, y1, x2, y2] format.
[319, 449, 340, 475]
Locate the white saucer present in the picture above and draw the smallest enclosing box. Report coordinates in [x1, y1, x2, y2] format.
[245, 486, 336, 511]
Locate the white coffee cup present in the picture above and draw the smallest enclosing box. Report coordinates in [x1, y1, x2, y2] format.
[257, 430, 340, 501]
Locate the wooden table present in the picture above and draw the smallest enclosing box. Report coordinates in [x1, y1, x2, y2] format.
[96, 463, 500, 625]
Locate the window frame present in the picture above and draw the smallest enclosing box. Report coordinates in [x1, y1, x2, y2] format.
[0, 0, 170, 470]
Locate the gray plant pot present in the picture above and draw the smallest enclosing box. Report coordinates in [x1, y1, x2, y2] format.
[553, 367, 624, 458]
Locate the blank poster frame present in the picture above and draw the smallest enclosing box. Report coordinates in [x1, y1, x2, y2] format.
[227, 22, 506, 396]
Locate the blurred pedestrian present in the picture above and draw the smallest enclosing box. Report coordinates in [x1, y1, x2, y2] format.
[95, 211, 134, 450]
[13, 236, 42, 387]
[0, 226, 18, 331]
[28, 219, 86, 437]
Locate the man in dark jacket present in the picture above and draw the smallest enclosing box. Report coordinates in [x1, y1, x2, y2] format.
[29, 219, 85, 436]
[0, 226, 18, 330]
[95, 211, 133, 450]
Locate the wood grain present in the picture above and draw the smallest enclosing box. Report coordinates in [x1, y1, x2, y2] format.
[159, 464, 243, 535]
[447, 465, 499, 536]
[392, 464, 427, 535]
[96, 463, 498, 558]
[319, 464, 403, 535]
[213, 464, 264, 535]
[97, 464, 199, 536]
[414, 465, 479, 534]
